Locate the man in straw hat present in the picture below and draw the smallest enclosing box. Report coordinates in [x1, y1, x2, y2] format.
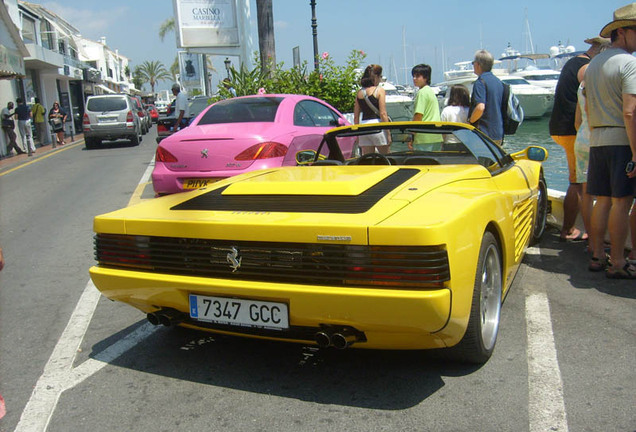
[585, 3, 636, 279]
[550, 37, 609, 242]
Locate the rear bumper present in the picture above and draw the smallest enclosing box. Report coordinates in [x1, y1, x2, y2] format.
[85, 128, 137, 141]
[90, 266, 452, 349]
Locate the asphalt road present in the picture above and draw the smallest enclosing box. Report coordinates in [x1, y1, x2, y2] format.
[0, 127, 634, 432]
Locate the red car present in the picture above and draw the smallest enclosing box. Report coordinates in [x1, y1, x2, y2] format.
[145, 104, 159, 123]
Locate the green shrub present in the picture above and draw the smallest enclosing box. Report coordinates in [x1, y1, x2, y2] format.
[215, 50, 366, 113]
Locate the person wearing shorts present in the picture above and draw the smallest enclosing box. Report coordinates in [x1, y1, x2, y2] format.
[353, 64, 391, 155]
[585, 4, 636, 279]
[550, 38, 607, 241]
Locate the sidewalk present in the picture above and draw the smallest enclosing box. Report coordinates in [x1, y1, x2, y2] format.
[0, 133, 84, 173]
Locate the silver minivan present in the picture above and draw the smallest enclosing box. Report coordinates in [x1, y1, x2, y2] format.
[83, 94, 142, 149]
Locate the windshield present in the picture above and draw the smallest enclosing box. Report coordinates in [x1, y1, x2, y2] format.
[321, 124, 510, 174]
[525, 74, 560, 81]
[502, 78, 530, 85]
[198, 97, 283, 125]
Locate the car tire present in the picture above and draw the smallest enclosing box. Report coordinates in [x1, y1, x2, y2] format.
[130, 134, 140, 146]
[450, 231, 502, 364]
[530, 175, 548, 245]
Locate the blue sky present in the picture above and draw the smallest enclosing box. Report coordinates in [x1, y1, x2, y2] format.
[41, 0, 630, 92]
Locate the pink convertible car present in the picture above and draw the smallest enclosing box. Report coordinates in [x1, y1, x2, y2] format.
[152, 94, 353, 195]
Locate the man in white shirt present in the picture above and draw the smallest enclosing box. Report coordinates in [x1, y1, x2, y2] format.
[172, 83, 190, 130]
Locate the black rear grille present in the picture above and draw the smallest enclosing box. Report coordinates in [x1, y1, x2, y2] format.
[95, 234, 450, 288]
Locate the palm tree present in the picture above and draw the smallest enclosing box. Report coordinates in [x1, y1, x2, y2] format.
[159, 18, 175, 42]
[137, 60, 172, 94]
[256, 0, 275, 76]
[132, 65, 145, 91]
[170, 56, 179, 82]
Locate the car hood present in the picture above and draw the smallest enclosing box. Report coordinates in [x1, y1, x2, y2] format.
[95, 165, 491, 244]
[158, 123, 289, 171]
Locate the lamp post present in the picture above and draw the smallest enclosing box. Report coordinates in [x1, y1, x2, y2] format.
[224, 57, 231, 79]
[310, 0, 319, 72]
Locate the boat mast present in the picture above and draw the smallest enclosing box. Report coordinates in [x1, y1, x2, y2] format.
[523, 8, 535, 54]
[402, 26, 407, 85]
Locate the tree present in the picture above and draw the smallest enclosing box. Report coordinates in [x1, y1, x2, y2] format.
[170, 56, 179, 81]
[132, 66, 145, 92]
[256, 0, 275, 76]
[137, 60, 172, 94]
[159, 18, 175, 42]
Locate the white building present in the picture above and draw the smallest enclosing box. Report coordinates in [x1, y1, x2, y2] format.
[0, 0, 136, 155]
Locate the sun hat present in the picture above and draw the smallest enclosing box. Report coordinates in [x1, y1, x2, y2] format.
[584, 36, 611, 45]
[600, 3, 636, 37]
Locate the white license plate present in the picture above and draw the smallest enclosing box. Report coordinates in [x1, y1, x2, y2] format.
[99, 117, 117, 123]
[189, 295, 289, 330]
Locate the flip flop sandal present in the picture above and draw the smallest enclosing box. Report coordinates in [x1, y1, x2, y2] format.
[559, 231, 588, 242]
[606, 263, 636, 279]
[588, 256, 608, 272]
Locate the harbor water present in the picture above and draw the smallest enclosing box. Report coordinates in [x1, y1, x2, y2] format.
[502, 116, 569, 193]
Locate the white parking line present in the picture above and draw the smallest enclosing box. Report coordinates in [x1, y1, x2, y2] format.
[524, 248, 569, 432]
[15, 160, 157, 432]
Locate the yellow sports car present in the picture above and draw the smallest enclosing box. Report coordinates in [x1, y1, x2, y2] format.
[90, 122, 548, 363]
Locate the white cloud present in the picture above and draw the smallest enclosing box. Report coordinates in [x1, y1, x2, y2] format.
[41, 2, 129, 40]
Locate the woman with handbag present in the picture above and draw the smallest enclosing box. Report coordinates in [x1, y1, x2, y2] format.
[48, 101, 66, 148]
[353, 64, 391, 155]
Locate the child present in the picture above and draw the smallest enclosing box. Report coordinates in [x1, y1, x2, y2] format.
[440, 84, 470, 145]
[410, 64, 441, 150]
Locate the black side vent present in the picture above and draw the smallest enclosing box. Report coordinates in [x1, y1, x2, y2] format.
[171, 169, 419, 213]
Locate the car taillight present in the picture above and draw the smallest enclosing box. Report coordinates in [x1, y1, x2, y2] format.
[126, 111, 134, 123]
[235, 142, 288, 161]
[83, 113, 90, 127]
[156, 146, 178, 163]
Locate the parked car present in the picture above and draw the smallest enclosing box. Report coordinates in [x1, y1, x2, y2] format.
[90, 121, 548, 364]
[152, 94, 350, 195]
[82, 94, 143, 149]
[155, 96, 210, 144]
[155, 101, 169, 114]
[145, 104, 159, 123]
[131, 95, 151, 134]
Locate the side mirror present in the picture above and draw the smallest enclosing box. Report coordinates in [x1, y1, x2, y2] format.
[296, 150, 317, 165]
[511, 146, 548, 162]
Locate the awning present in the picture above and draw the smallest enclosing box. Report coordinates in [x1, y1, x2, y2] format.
[96, 84, 115, 94]
[0, 44, 26, 79]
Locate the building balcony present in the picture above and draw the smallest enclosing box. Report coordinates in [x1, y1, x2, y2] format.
[24, 42, 63, 70]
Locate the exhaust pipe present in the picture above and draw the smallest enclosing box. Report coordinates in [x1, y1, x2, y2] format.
[315, 331, 331, 348]
[147, 312, 161, 326]
[147, 309, 185, 327]
[331, 331, 356, 350]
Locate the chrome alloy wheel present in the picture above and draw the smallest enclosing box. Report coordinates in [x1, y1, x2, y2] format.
[479, 243, 502, 351]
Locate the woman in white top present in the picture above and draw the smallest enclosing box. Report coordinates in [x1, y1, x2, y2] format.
[440, 84, 470, 146]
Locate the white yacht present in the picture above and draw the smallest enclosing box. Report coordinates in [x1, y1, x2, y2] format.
[499, 52, 560, 93]
[499, 76, 553, 118]
[434, 68, 553, 119]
